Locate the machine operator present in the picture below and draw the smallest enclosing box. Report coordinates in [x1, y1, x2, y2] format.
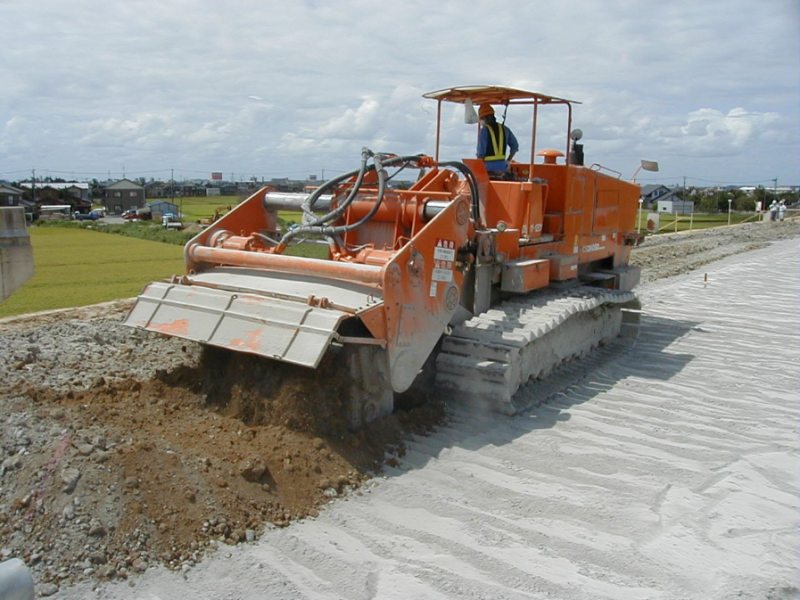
[476, 104, 519, 179]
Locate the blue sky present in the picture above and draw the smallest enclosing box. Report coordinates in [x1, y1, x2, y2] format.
[1, 0, 798, 187]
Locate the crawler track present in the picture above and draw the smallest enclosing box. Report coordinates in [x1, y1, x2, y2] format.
[435, 286, 641, 413]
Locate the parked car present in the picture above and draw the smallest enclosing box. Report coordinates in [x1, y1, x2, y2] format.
[122, 209, 152, 221]
[74, 211, 100, 221]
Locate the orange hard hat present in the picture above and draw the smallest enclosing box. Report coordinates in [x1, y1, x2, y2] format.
[478, 104, 494, 119]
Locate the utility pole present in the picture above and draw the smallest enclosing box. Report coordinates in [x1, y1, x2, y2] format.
[31, 169, 36, 205]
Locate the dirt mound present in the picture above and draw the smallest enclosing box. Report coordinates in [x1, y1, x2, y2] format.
[0, 336, 443, 588]
[630, 220, 798, 283]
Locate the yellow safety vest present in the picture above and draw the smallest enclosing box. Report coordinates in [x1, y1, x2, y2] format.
[484, 123, 506, 162]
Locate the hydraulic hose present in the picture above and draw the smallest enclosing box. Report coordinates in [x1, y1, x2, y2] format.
[438, 161, 481, 226]
[302, 148, 371, 226]
[281, 154, 388, 243]
[279, 152, 425, 248]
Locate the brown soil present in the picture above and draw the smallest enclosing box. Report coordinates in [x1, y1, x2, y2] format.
[0, 335, 443, 585]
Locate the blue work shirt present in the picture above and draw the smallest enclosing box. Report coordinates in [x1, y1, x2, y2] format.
[476, 123, 519, 171]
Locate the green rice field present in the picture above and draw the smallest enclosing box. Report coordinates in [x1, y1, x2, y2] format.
[0, 227, 185, 318]
[171, 195, 305, 227]
[172, 196, 240, 221]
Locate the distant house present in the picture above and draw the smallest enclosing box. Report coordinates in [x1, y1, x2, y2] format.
[17, 182, 92, 213]
[656, 190, 694, 215]
[145, 182, 170, 198]
[104, 179, 146, 214]
[64, 183, 90, 201]
[18, 182, 90, 202]
[0, 182, 24, 207]
[640, 184, 671, 209]
[266, 178, 306, 193]
[19, 183, 58, 202]
[179, 184, 205, 197]
[237, 181, 261, 196]
[147, 200, 179, 218]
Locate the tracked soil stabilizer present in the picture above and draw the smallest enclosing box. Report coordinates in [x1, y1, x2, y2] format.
[125, 86, 644, 428]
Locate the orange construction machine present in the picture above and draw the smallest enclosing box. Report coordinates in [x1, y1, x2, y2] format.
[125, 85, 645, 428]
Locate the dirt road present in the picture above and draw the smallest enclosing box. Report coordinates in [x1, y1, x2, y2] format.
[0, 220, 796, 598]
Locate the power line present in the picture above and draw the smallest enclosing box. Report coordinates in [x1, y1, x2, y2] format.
[0, 168, 36, 175]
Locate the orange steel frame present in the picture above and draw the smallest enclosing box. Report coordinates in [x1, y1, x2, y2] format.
[421, 86, 640, 274]
[183, 85, 640, 317]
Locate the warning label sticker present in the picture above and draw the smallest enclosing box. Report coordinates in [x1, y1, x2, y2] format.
[434, 239, 456, 262]
[432, 239, 455, 284]
[432, 268, 453, 282]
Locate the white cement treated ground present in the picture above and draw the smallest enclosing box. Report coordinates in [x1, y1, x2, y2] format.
[58, 238, 800, 600]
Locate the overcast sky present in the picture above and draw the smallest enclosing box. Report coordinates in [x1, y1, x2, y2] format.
[2, 0, 798, 187]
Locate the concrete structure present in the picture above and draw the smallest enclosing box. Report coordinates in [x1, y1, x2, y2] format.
[0, 207, 34, 302]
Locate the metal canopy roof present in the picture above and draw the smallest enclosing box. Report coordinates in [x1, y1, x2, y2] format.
[423, 85, 579, 106]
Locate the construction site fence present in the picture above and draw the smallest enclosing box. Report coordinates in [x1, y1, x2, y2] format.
[644, 208, 797, 235]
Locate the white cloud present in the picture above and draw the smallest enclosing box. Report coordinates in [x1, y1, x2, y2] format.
[0, 0, 797, 185]
[659, 107, 784, 156]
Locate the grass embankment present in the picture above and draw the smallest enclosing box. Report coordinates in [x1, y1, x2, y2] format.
[0, 228, 185, 318]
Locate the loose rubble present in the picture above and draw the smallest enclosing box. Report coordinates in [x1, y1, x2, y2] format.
[0, 219, 795, 594]
[0, 321, 440, 591]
